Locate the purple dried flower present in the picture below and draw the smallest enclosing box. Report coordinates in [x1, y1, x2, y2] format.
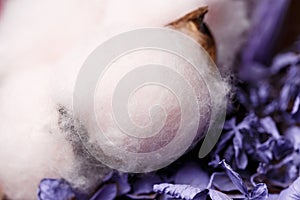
[272, 137, 294, 160]
[126, 193, 157, 199]
[249, 183, 268, 200]
[233, 130, 248, 169]
[242, 0, 291, 65]
[278, 177, 300, 200]
[109, 173, 131, 196]
[260, 117, 280, 139]
[219, 160, 248, 195]
[292, 95, 300, 121]
[38, 179, 76, 200]
[286, 126, 300, 149]
[174, 162, 209, 188]
[153, 183, 204, 200]
[131, 173, 161, 195]
[271, 52, 300, 74]
[207, 189, 231, 200]
[192, 190, 209, 200]
[210, 172, 238, 192]
[153, 183, 234, 200]
[89, 172, 131, 199]
[89, 184, 117, 200]
[219, 161, 269, 200]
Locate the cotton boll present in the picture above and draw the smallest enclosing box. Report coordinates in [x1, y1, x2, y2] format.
[0, 0, 247, 198]
[86, 49, 213, 172]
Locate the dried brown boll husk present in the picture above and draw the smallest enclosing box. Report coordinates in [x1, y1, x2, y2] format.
[167, 6, 216, 61]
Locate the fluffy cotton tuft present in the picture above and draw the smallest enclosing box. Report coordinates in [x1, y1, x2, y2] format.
[0, 0, 250, 199]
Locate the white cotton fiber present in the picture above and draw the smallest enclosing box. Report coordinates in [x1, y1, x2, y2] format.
[203, 0, 251, 75]
[0, 0, 251, 199]
[0, 67, 75, 199]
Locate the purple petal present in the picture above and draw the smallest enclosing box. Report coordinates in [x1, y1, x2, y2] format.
[213, 130, 235, 156]
[211, 172, 239, 192]
[110, 173, 131, 196]
[255, 141, 274, 164]
[209, 155, 221, 168]
[233, 132, 248, 170]
[279, 86, 291, 111]
[271, 53, 300, 73]
[132, 173, 161, 195]
[238, 62, 269, 83]
[285, 126, 300, 148]
[278, 177, 300, 200]
[174, 162, 209, 188]
[242, 0, 291, 65]
[153, 183, 203, 200]
[126, 193, 157, 199]
[219, 160, 248, 195]
[223, 118, 237, 130]
[272, 137, 294, 160]
[238, 113, 258, 129]
[101, 171, 114, 183]
[265, 157, 298, 188]
[292, 95, 300, 114]
[249, 183, 268, 200]
[38, 179, 75, 200]
[292, 95, 300, 121]
[268, 194, 279, 200]
[208, 189, 231, 200]
[279, 66, 300, 113]
[260, 117, 280, 139]
[89, 184, 117, 200]
[192, 189, 209, 200]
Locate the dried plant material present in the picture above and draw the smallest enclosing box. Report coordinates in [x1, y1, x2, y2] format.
[167, 7, 216, 61]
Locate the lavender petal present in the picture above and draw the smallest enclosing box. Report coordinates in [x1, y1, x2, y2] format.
[242, 0, 291, 65]
[174, 162, 209, 188]
[219, 160, 248, 195]
[208, 189, 232, 200]
[38, 179, 75, 200]
[249, 183, 268, 200]
[278, 177, 300, 200]
[153, 183, 203, 200]
[89, 184, 117, 200]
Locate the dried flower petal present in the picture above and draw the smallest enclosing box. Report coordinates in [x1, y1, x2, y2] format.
[272, 137, 294, 160]
[132, 173, 161, 195]
[219, 160, 248, 195]
[242, 0, 291, 65]
[249, 183, 268, 200]
[38, 179, 75, 200]
[210, 172, 238, 192]
[208, 189, 231, 200]
[278, 177, 300, 200]
[174, 162, 209, 188]
[153, 183, 203, 200]
[271, 53, 300, 73]
[109, 173, 131, 196]
[89, 184, 117, 200]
